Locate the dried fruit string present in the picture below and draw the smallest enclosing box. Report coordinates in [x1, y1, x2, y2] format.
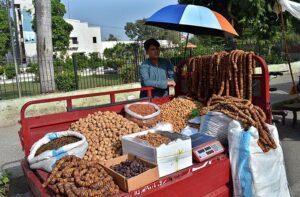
[201, 95, 276, 152]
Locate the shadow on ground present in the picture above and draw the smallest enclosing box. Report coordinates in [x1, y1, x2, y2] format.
[276, 117, 300, 197]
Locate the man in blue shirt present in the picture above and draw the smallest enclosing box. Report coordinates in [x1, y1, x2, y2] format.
[140, 39, 176, 98]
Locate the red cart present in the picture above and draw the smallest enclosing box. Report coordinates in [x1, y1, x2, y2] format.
[19, 55, 271, 196]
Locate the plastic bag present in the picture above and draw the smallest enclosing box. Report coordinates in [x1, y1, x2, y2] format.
[27, 131, 88, 172]
[228, 120, 290, 197]
[199, 111, 232, 144]
[125, 114, 161, 128]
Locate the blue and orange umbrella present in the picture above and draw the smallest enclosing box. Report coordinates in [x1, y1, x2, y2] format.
[146, 4, 238, 37]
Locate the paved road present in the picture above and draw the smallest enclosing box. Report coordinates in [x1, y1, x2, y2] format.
[0, 73, 299, 196]
[270, 73, 300, 196]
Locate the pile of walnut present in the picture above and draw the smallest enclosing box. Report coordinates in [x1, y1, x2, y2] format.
[201, 95, 276, 152]
[43, 155, 119, 197]
[136, 133, 171, 147]
[160, 98, 203, 132]
[70, 111, 143, 161]
[188, 50, 256, 102]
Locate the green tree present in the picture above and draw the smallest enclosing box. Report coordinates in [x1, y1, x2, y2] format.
[178, 0, 281, 41]
[107, 34, 118, 41]
[33, 0, 73, 52]
[0, 4, 10, 59]
[125, 19, 180, 44]
[103, 43, 136, 59]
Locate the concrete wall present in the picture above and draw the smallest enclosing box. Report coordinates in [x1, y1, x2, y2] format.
[0, 83, 141, 128]
[255, 61, 300, 74]
[100, 41, 136, 55]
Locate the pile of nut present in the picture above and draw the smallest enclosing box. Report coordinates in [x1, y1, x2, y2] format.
[136, 133, 171, 147]
[160, 98, 203, 132]
[70, 111, 142, 162]
[43, 156, 119, 196]
[128, 104, 157, 116]
[110, 159, 151, 179]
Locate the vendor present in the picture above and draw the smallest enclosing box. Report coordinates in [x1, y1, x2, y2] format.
[139, 38, 176, 98]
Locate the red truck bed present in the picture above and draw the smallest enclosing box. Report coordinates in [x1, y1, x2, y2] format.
[19, 55, 270, 196]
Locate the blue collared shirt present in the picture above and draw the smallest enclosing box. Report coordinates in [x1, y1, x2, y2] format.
[139, 58, 175, 98]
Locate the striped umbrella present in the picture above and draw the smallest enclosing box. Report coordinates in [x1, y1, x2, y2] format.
[146, 4, 238, 37]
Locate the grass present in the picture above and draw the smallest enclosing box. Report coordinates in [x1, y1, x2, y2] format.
[79, 74, 123, 89]
[0, 74, 137, 100]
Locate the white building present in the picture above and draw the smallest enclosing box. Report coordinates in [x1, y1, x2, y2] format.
[65, 19, 102, 56]
[14, 0, 36, 61]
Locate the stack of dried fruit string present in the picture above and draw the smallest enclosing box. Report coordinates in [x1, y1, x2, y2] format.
[201, 95, 277, 152]
[187, 50, 256, 102]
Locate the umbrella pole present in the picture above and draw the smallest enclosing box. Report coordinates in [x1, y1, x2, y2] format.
[183, 33, 190, 59]
[278, 3, 300, 100]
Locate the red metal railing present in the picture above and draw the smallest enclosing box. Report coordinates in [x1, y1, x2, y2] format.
[19, 87, 154, 156]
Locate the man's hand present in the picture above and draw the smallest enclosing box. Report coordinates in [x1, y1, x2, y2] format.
[167, 80, 176, 86]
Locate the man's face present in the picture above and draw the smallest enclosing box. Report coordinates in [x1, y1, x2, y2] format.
[146, 45, 160, 59]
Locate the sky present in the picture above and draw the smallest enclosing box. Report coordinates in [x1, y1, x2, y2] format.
[60, 0, 178, 41]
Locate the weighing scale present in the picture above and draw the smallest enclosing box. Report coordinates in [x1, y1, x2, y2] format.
[190, 133, 224, 163]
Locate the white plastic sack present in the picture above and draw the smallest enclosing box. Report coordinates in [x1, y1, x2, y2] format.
[152, 122, 173, 132]
[228, 120, 290, 197]
[124, 102, 160, 120]
[27, 131, 88, 172]
[275, 0, 300, 20]
[199, 111, 232, 144]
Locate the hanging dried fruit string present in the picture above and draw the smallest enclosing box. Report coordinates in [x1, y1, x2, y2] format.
[201, 95, 276, 152]
[187, 50, 255, 102]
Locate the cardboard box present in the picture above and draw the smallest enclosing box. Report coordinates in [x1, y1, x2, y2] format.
[122, 130, 192, 177]
[102, 154, 159, 192]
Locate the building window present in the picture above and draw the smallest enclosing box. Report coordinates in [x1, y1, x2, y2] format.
[71, 37, 78, 44]
[93, 37, 97, 43]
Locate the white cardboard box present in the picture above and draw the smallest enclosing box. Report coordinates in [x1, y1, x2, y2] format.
[122, 129, 192, 177]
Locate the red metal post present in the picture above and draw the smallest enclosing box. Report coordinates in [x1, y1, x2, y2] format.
[110, 94, 116, 103]
[66, 99, 72, 110]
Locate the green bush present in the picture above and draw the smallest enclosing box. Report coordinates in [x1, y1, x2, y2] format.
[264, 54, 285, 64]
[4, 64, 18, 79]
[53, 56, 74, 74]
[55, 71, 76, 92]
[104, 59, 126, 70]
[0, 172, 10, 196]
[27, 63, 39, 74]
[27, 63, 40, 81]
[120, 65, 137, 83]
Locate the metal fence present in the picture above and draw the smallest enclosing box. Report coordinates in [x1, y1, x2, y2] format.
[1, 40, 299, 100]
[0, 54, 144, 100]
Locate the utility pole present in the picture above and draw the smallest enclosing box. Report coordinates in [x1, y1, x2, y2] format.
[6, 0, 21, 97]
[35, 0, 55, 93]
